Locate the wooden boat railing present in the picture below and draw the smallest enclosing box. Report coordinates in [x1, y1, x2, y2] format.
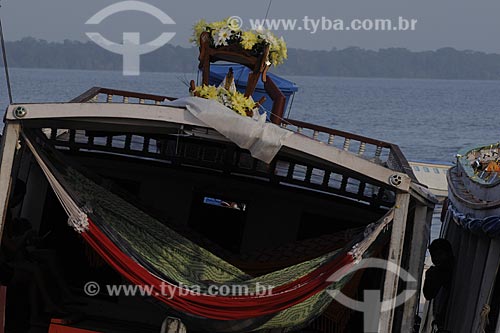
[70, 86, 418, 183]
[281, 119, 418, 182]
[70, 86, 177, 104]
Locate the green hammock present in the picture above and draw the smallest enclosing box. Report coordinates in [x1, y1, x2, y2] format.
[25, 131, 393, 331]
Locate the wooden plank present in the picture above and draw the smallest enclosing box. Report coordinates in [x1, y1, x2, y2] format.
[6, 103, 410, 191]
[473, 240, 500, 332]
[462, 237, 490, 330]
[448, 229, 473, 333]
[378, 192, 411, 333]
[5, 103, 205, 127]
[0, 122, 20, 241]
[410, 183, 438, 207]
[263, 77, 286, 124]
[400, 204, 433, 332]
[441, 217, 461, 330]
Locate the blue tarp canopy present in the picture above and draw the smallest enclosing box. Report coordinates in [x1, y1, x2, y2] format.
[208, 64, 298, 115]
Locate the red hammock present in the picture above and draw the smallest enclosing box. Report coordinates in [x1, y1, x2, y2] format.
[83, 218, 354, 321]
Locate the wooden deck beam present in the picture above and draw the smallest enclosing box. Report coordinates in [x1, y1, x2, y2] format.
[0, 122, 20, 241]
[5, 103, 410, 191]
[473, 240, 500, 332]
[400, 203, 433, 332]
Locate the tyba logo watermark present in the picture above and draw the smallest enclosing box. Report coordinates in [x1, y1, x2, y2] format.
[327, 258, 418, 332]
[85, 1, 176, 76]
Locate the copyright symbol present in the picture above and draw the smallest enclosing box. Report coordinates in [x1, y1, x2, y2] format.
[84, 281, 100, 296]
[227, 16, 243, 30]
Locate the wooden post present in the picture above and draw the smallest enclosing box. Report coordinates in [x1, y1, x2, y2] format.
[0, 122, 20, 242]
[400, 203, 433, 332]
[473, 240, 500, 332]
[378, 192, 410, 333]
[244, 72, 260, 98]
[264, 77, 286, 124]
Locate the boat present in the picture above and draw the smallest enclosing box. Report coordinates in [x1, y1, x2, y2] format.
[0, 20, 437, 332]
[420, 143, 500, 332]
[408, 161, 452, 201]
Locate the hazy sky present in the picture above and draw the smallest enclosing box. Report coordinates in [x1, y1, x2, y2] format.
[3, 0, 499, 52]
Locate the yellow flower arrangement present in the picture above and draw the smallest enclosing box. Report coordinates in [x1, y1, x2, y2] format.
[192, 84, 258, 117]
[193, 84, 218, 100]
[241, 31, 258, 50]
[191, 18, 288, 67]
[191, 19, 208, 44]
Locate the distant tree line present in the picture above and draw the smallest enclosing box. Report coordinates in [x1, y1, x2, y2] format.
[5, 38, 500, 80]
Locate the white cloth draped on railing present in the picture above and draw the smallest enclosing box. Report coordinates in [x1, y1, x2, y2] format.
[165, 97, 292, 164]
